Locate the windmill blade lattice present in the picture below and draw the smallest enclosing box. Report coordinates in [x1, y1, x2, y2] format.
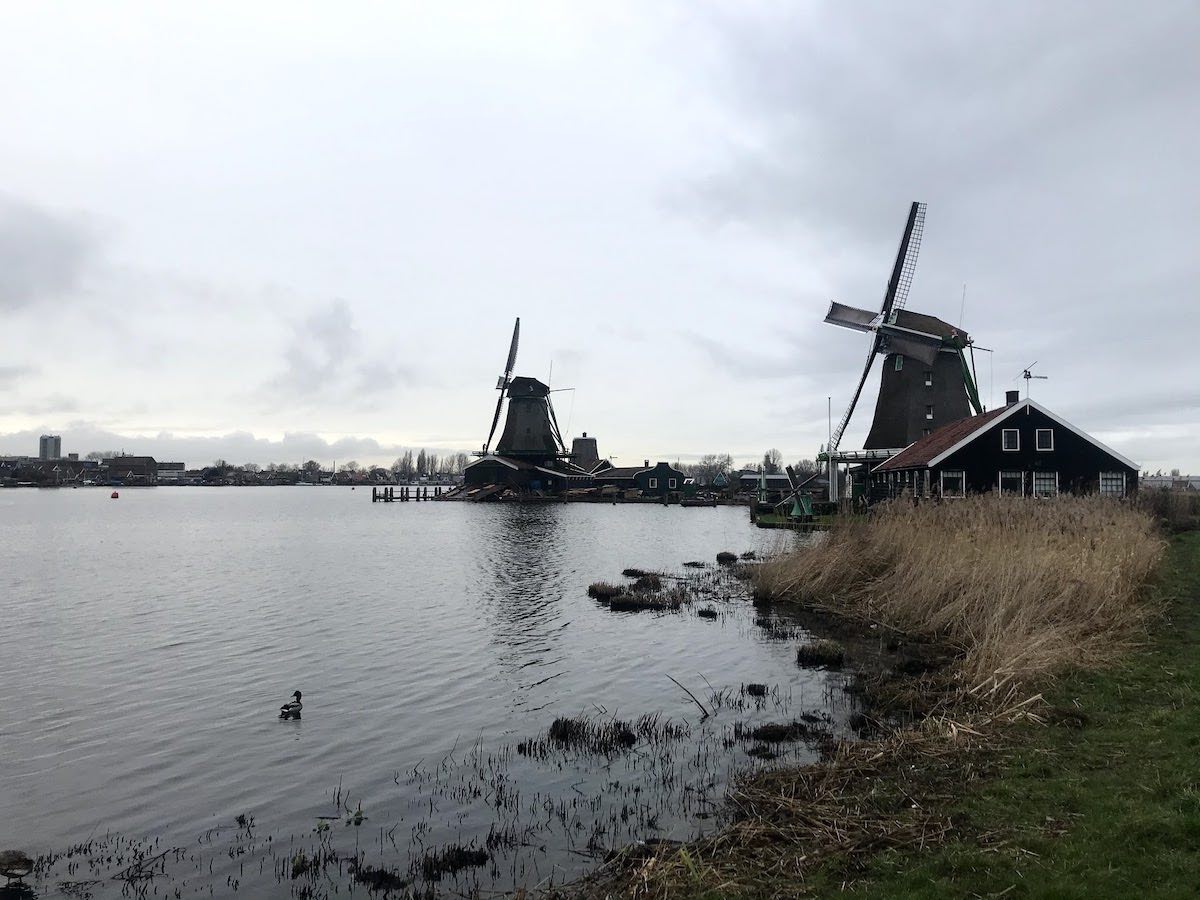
[483, 317, 521, 453]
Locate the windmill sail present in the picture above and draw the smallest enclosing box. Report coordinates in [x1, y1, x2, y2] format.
[483, 317, 521, 453]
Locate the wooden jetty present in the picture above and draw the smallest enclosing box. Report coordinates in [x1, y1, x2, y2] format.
[371, 485, 446, 502]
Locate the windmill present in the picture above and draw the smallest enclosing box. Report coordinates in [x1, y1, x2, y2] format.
[477, 317, 569, 463]
[824, 202, 985, 454]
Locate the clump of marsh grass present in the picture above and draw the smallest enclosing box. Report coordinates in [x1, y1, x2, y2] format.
[608, 592, 682, 612]
[796, 638, 846, 669]
[587, 581, 623, 601]
[754, 494, 1164, 688]
[416, 843, 488, 881]
[716, 551, 738, 565]
[630, 573, 663, 593]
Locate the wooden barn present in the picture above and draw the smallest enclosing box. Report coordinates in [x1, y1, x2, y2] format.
[592, 461, 687, 499]
[870, 391, 1138, 500]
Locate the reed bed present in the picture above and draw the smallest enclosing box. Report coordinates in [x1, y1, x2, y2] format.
[755, 495, 1164, 687]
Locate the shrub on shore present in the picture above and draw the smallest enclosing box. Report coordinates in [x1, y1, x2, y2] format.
[716, 551, 738, 565]
[755, 495, 1163, 686]
[1136, 489, 1200, 532]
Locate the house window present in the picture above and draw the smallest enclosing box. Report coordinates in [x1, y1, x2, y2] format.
[1002, 429, 1020, 451]
[925, 405, 934, 420]
[1036, 428, 1054, 451]
[1032, 471, 1058, 498]
[940, 470, 966, 498]
[668, 477, 677, 489]
[999, 470, 1024, 495]
[924, 371, 933, 387]
[1099, 471, 1125, 497]
[648, 477, 658, 489]
[894, 356, 904, 371]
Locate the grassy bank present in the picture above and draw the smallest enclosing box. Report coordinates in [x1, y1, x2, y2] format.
[564, 499, 1192, 899]
[816, 529, 1200, 898]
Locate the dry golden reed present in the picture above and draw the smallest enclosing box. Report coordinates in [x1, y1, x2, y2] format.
[756, 495, 1164, 686]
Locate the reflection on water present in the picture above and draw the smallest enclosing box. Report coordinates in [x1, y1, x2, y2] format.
[0, 489, 846, 898]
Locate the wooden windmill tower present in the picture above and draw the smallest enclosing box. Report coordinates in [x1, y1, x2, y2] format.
[466, 318, 580, 494]
[478, 317, 570, 463]
[822, 202, 985, 499]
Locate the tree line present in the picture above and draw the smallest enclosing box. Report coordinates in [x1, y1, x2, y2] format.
[674, 450, 821, 483]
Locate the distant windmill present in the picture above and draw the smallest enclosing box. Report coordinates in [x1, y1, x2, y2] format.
[477, 317, 569, 462]
[824, 201, 985, 452]
[1016, 361, 1049, 400]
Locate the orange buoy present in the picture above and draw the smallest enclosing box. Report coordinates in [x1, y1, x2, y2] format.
[110, 491, 119, 499]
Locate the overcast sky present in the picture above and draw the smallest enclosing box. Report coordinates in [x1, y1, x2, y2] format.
[2, 2, 1197, 471]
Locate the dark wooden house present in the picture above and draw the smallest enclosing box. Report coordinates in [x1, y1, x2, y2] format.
[592, 461, 686, 498]
[870, 392, 1138, 500]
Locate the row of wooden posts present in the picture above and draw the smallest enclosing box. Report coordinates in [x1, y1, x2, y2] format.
[371, 485, 443, 502]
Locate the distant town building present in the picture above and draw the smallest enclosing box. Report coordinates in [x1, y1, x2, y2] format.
[106, 455, 159, 484]
[39, 435, 62, 460]
[157, 461, 187, 483]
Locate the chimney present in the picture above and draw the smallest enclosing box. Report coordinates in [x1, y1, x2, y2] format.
[644, 459, 650, 468]
[582, 432, 587, 437]
[1006, 390, 1020, 406]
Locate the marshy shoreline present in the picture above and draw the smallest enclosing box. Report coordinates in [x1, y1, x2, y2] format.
[9, 495, 1197, 900]
[558, 494, 1199, 900]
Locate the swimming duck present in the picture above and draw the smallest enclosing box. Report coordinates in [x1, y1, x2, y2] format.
[0, 849, 33, 882]
[279, 690, 302, 719]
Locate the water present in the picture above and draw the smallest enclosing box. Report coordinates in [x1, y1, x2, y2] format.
[0, 488, 848, 897]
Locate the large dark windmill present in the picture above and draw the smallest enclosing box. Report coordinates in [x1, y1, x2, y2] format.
[465, 318, 582, 494]
[825, 202, 984, 455]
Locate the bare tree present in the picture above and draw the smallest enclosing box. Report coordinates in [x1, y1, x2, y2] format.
[762, 449, 783, 475]
[416, 449, 427, 476]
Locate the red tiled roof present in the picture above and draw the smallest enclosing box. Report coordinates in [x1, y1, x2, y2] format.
[874, 406, 1010, 471]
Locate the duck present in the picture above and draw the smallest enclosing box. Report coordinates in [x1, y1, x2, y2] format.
[279, 690, 303, 719]
[0, 849, 34, 882]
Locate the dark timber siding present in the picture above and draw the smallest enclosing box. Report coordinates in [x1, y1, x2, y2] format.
[930, 405, 1136, 496]
[864, 351, 972, 449]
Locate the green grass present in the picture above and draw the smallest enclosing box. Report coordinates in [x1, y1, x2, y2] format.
[816, 531, 1200, 899]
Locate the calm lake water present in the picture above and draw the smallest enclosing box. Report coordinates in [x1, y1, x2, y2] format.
[0, 488, 849, 898]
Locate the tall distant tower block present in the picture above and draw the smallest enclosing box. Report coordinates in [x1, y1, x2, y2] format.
[571, 432, 599, 470]
[39, 434, 62, 460]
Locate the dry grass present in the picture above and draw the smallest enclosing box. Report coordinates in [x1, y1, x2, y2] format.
[564, 698, 1041, 900]
[1135, 488, 1200, 532]
[795, 638, 845, 669]
[756, 495, 1164, 687]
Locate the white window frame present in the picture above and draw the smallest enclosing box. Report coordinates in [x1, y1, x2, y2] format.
[924, 371, 933, 387]
[1032, 471, 1058, 498]
[668, 477, 677, 489]
[894, 356, 904, 371]
[925, 405, 934, 420]
[648, 477, 658, 489]
[1036, 428, 1054, 451]
[998, 470, 1024, 495]
[1099, 471, 1125, 497]
[939, 469, 966, 498]
[1002, 429, 1020, 452]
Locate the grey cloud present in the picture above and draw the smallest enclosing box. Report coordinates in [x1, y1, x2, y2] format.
[0, 364, 37, 387]
[0, 193, 97, 310]
[265, 299, 417, 404]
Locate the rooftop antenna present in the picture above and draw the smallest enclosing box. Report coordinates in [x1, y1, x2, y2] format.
[1015, 361, 1048, 406]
